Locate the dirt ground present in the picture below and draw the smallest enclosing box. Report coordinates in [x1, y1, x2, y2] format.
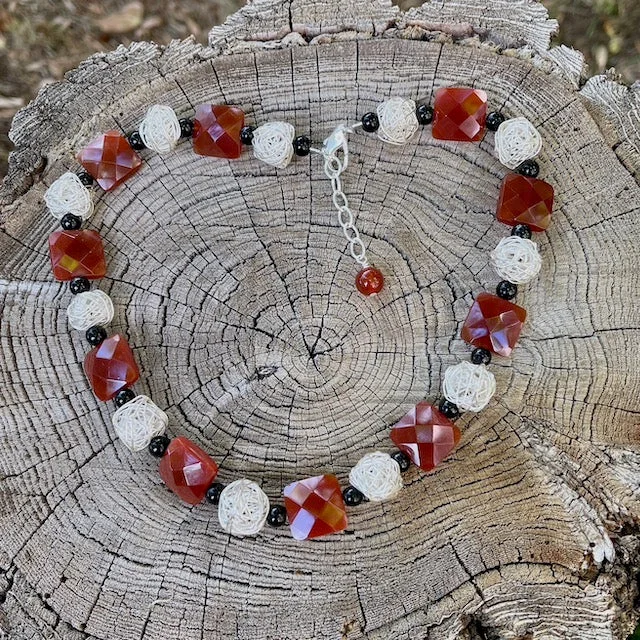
[0, 0, 639, 178]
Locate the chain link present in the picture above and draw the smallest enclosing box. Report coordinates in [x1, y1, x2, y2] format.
[319, 128, 369, 268]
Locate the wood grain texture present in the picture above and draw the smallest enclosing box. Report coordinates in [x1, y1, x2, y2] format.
[1, 1, 640, 639]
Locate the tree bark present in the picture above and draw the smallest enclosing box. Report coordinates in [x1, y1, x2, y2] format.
[1, 1, 640, 639]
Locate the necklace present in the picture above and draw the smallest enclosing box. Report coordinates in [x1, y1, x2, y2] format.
[44, 87, 553, 540]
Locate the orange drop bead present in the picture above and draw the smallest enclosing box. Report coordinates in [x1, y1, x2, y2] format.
[84, 334, 140, 401]
[192, 104, 244, 159]
[355, 267, 384, 296]
[158, 436, 219, 505]
[77, 130, 142, 191]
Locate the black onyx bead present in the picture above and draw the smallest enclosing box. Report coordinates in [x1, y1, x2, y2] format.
[293, 135, 311, 157]
[471, 347, 492, 365]
[179, 118, 194, 138]
[416, 104, 434, 125]
[516, 159, 540, 178]
[69, 277, 90, 295]
[77, 171, 94, 186]
[60, 213, 82, 230]
[391, 450, 411, 473]
[127, 131, 145, 151]
[496, 280, 518, 300]
[439, 398, 460, 420]
[361, 112, 379, 133]
[114, 388, 136, 408]
[85, 325, 107, 346]
[240, 126, 255, 145]
[486, 111, 506, 132]
[511, 223, 532, 239]
[343, 485, 364, 506]
[266, 504, 287, 527]
[205, 482, 225, 505]
[149, 435, 171, 458]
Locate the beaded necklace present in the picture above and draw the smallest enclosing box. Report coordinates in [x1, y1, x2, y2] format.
[44, 88, 553, 540]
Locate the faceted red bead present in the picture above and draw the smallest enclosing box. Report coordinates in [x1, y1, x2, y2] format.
[390, 402, 461, 472]
[355, 266, 384, 296]
[432, 87, 488, 142]
[461, 292, 527, 357]
[158, 436, 219, 505]
[77, 130, 142, 191]
[84, 334, 140, 401]
[49, 230, 106, 281]
[192, 105, 244, 159]
[496, 173, 554, 232]
[283, 474, 347, 540]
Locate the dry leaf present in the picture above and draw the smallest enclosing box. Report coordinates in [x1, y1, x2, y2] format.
[95, 1, 144, 35]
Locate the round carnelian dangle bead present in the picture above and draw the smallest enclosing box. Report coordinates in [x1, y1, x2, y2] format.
[355, 267, 384, 296]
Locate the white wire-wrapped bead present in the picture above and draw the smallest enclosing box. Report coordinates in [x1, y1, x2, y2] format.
[252, 122, 295, 169]
[490, 236, 542, 285]
[349, 451, 402, 502]
[112, 395, 168, 452]
[218, 479, 270, 536]
[442, 361, 496, 412]
[67, 290, 114, 331]
[376, 97, 419, 145]
[138, 105, 181, 154]
[44, 172, 94, 220]
[494, 117, 542, 169]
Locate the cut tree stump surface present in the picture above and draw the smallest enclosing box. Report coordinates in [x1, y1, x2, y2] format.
[1, 1, 640, 639]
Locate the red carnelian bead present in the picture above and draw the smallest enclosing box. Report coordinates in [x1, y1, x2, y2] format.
[461, 292, 527, 357]
[390, 402, 461, 472]
[77, 130, 142, 191]
[49, 230, 107, 281]
[84, 334, 140, 401]
[159, 436, 219, 505]
[496, 173, 554, 232]
[192, 105, 245, 159]
[355, 267, 384, 296]
[432, 87, 488, 142]
[283, 474, 347, 540]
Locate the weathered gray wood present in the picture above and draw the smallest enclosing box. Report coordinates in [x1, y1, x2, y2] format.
[1, 1, 640, 639]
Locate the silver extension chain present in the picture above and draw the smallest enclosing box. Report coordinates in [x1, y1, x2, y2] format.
[311, 124, 369, 268]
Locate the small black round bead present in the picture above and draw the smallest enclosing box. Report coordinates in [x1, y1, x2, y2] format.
[496, 280, 518, 300]
[85, 325, 107, 346]
[471, 347, 492, 365]
[516, 159, 540, 178]
[293, 135, 311, 157]
[149, 435, 171, 458]
[205, 482, 225, 505]
[486, 111, 506, 132]
[114, 388, 136, 408]
[439, 398, 460, 420]
[127, 131, 145, 151]
[179, 117, 194, 138]
[240, 126, 255, 145]
[511, 223, 533, 239]
[77, 171, 94, 186]
[361, 112, 379, 133]
[60, 213, 82, 230]
[69, 277, 90, 295]
[391, 450, 411, 473]
[416, 104, 434, 125]
[266, 504, 287, 527]
[343, 485, 364, 506]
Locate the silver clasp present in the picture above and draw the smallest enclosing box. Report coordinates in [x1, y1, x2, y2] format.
[322, 124, 353, 169]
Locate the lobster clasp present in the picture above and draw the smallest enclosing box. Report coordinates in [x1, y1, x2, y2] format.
[322, 124, 352, 169]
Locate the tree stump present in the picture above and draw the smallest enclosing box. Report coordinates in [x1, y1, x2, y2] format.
[1, 0, 640, 638]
